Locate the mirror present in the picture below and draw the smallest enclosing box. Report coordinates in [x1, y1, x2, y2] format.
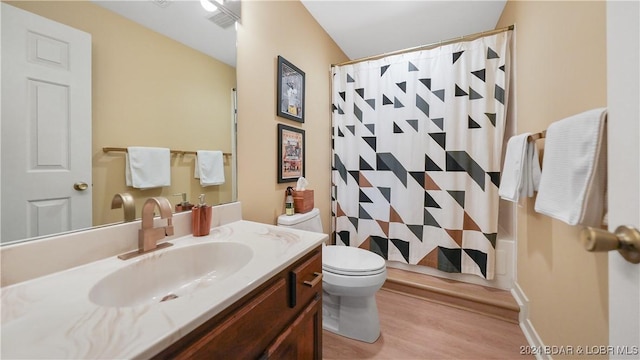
[1, 0, 238, 244]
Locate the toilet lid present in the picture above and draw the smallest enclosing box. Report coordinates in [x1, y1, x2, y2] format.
[322, 245, 386, 276]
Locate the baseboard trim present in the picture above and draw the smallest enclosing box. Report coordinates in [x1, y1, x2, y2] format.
[511, 282, 550, 360]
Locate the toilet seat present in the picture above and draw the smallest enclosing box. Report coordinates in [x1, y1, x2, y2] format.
[323, 266, 386, 277]
[322, 246, 386, 276]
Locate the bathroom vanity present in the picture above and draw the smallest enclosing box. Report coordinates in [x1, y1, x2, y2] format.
[155, 245, 322, 359]
[0, 203, 327, 359]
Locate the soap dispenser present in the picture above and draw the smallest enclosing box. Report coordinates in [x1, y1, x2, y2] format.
[192, 194, 212, 236]
[173, 193, 194, 212]
[285, 187, 295, 216]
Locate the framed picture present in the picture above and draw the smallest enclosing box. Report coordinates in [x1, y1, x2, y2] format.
[278, 123, 305, 183]
[277, 56, 305, 123]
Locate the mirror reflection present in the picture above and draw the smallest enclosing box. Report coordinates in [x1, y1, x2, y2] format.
[1, 0, 238, 244]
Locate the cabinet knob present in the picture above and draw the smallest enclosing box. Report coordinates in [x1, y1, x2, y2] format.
[581, 225, 640, 264]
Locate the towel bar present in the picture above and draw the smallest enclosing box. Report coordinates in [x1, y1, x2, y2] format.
[102, 147, 232, 157]
[527, 130, 546, 142]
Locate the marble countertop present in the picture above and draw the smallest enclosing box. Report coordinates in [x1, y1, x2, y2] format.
[1, 220, 327, 359]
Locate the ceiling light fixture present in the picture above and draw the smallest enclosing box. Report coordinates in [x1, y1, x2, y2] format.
[200, 0, 222, 12]
[201, 0, 242, 28]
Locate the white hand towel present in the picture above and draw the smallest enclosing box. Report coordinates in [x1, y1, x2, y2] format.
[499, 133, 541, 202]
[534, 108, 607, 226]
[524, 141, 542, 198]
[194, 150, 225, 186]
[125, 147, 171, 189]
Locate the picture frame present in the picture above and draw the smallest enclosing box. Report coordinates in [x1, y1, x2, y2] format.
[277, 56, 305, 123]
[277, 123, 305, 183]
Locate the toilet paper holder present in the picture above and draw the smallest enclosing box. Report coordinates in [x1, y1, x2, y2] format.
[580, 225, 640, 264]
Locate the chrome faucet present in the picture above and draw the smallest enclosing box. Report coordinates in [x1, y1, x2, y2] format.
[118, 196, 174, 260]
[111, 193, 136, 222]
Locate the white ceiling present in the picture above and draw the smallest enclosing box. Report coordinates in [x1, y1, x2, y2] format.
[92, 0, 506, 67]
[301, 0, 507, 61]
[92, 0, 238, 67]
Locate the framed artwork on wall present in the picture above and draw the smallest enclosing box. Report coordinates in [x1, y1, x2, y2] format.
[277, 56, 305, 123]
[277, 123, 305, 183]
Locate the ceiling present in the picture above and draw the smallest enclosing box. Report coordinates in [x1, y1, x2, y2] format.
[92, 0, 507, 67]
[301, 0, 507, 61]
[92, 0, 238, 67]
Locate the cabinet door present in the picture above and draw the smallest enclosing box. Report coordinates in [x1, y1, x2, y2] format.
[162, 278, 290, 359]
[262, 294, 322, 360]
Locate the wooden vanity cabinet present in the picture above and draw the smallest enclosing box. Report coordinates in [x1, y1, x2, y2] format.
[153, 246, 322, 360]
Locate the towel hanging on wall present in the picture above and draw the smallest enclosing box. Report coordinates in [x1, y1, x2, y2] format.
[194, 150, 225, 186]
[499, 133, 542, 202]
[125, 147, 171, 189]
[534, 108, 607, 226]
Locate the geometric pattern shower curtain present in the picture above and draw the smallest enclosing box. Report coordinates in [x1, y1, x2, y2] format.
[331, 32, 511, 280]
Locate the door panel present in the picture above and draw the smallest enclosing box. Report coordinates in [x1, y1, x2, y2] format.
[29, 80, 70, 169]
[1, 3, 92, 242]
[606, 1, 640, 356]
[29, 198, 70, 237]
[28, 31, 70, 69]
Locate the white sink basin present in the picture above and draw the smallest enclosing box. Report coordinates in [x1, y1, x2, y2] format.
[89, 242, 253, 307]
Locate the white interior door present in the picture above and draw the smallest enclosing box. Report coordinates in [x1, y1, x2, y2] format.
[607, 1, 640, 357]
[1, 4, 92, 243]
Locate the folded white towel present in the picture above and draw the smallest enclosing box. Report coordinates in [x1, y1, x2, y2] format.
[534, 108, 607, 226]
[499, 133, 541, 203]
[125, 147, 171, 189]
[194, 150, 225, 186]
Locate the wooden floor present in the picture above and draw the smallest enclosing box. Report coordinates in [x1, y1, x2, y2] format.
[323, 289, 531, 359]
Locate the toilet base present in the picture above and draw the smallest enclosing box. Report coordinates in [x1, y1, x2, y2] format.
[322, 291, 381, 343]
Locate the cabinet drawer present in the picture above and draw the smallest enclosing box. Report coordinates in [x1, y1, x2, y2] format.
[159, 278, 291, 359]
[289, 249, 322, 308]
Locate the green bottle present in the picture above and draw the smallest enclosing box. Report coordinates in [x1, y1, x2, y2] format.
[285, 187, 295, 216]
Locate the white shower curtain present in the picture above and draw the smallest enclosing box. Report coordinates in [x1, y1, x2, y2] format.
[331, 32, 511, 279]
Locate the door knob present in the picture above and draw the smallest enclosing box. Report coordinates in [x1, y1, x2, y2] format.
[581, 225, 640, 264]
[73, 182, 89, 191]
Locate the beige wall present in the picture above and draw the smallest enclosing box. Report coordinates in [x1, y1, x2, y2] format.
[6, 1, 236, 226]
[497, 0, 608, 352]
[236, 0, 348, 232]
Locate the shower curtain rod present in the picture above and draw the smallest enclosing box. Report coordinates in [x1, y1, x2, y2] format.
[332, 24, 514, 67]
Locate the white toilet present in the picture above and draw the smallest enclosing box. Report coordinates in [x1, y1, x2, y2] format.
[277, 208, 387, 343]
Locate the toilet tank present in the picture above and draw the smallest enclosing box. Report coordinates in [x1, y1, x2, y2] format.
[277, 208, 323, 233]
